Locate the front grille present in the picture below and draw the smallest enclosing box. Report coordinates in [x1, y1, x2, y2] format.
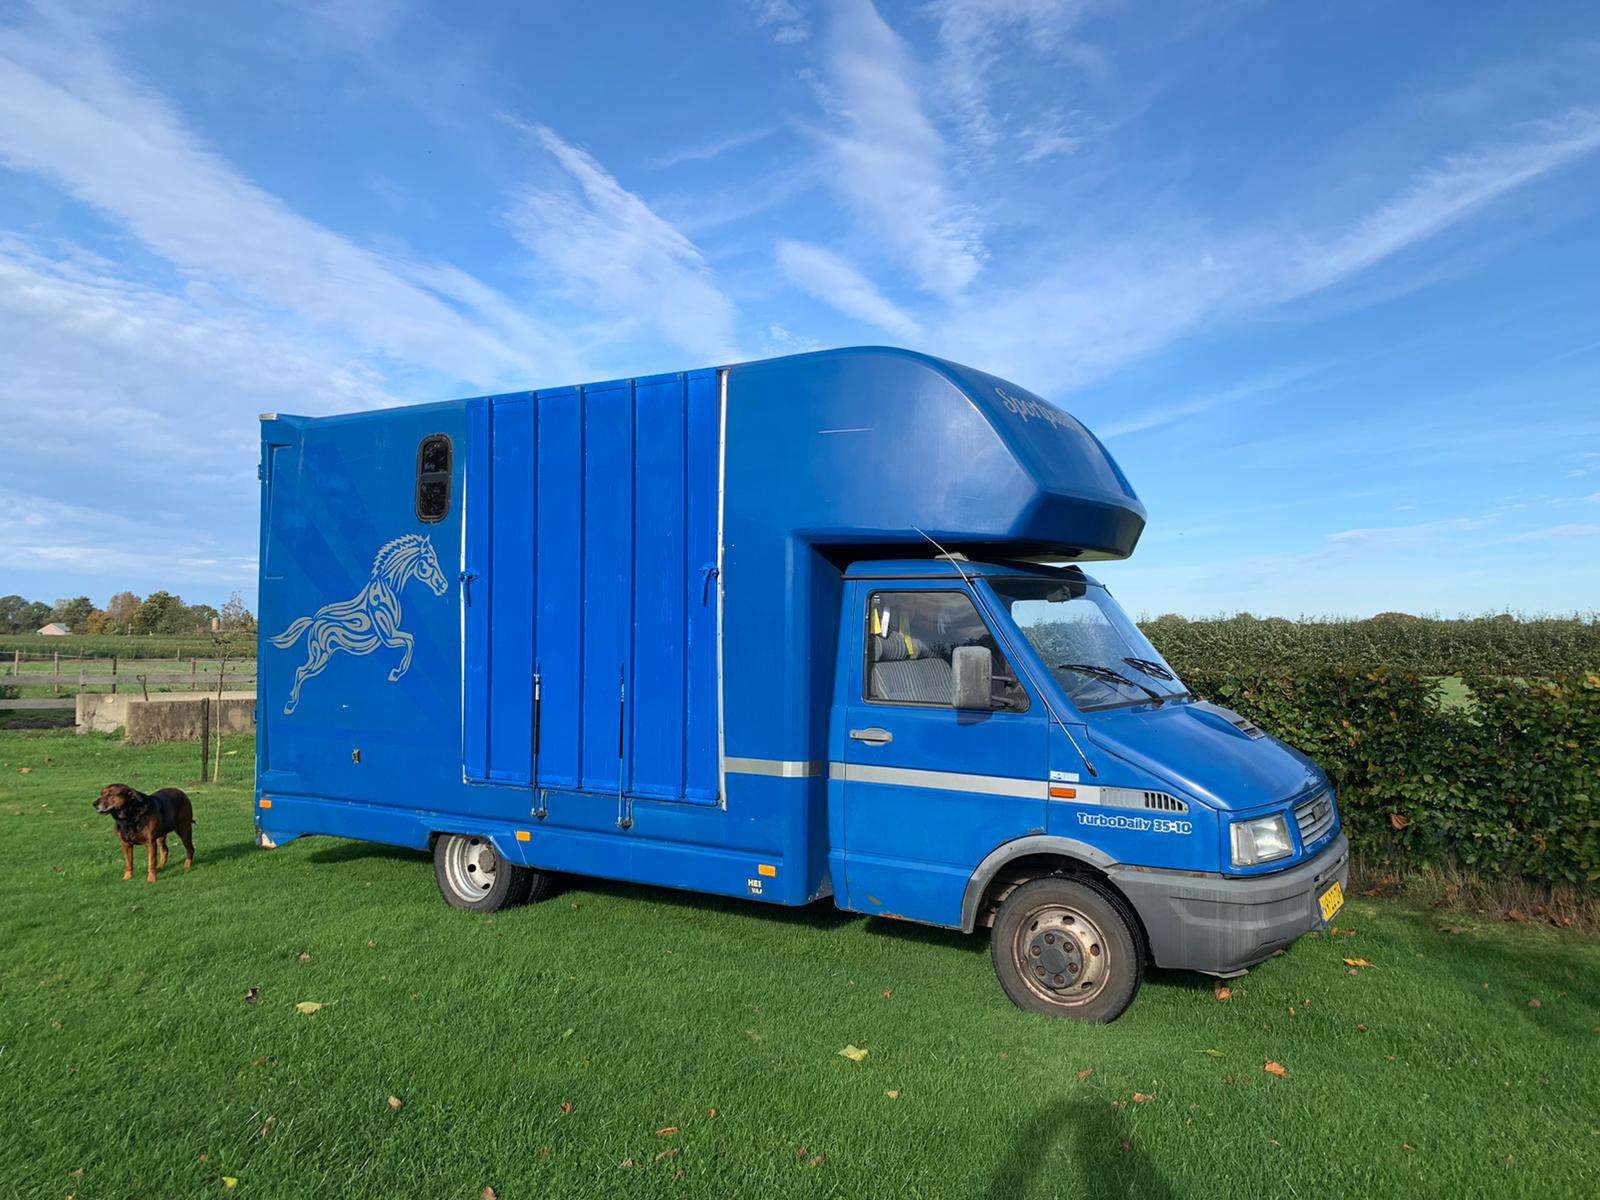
[1101, 787, 1189, 814]
[1294, 789, 1335, 846]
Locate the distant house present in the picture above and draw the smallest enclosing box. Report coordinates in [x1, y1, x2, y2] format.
[36, 623, 70, 636]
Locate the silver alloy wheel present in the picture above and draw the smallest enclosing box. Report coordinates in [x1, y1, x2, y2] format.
[1011, 902, 1111, 1006]
[440, 835, 498, 903]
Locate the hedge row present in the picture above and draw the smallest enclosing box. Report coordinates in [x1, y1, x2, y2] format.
[1142, 613, 1600, 676]
[1181, 668, 1600, 888]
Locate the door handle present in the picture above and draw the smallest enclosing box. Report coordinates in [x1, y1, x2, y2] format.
[850, 727, 892, 746]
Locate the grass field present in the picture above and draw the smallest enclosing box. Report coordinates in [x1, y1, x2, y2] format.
[2, 732, 1597, 1199]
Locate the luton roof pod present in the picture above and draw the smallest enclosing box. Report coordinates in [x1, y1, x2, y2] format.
[718, 346, 1146, 772]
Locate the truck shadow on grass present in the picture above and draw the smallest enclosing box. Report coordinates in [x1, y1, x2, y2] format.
[983, 1097, 1177, 1200]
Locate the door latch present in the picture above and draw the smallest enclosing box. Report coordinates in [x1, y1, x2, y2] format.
[849, 727, 893, 746]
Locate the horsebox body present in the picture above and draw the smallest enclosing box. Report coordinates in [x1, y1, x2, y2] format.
[256, 346, 1146, 906]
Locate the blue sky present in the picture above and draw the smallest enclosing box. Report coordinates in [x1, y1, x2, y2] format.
[1, 0, 1597, 618]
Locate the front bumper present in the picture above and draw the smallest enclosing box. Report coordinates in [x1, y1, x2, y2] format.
[1107, 832, 1349, 975]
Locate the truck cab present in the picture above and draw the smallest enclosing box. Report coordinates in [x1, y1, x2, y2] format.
[827, 558, 1347, 1020]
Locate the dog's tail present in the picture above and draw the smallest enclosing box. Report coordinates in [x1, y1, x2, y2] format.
[269, 616, 314, 648]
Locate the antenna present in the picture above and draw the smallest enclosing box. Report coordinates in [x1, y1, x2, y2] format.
[911, 528, 1098, 777]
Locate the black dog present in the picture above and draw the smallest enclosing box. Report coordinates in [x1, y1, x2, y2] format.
[94, 784, 196, 883]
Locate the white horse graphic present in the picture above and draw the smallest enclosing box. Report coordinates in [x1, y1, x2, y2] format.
[271, 534, 449, 715]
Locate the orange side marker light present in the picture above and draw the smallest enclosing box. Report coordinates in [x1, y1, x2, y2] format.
[1049, 786, 1077, 800]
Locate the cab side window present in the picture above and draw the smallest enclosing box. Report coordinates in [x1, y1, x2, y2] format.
[865, 590, 1028, 711]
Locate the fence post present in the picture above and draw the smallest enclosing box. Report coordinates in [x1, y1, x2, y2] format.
[53, 651, 60, 695]
[111, 655, 119, 695]
[10, 649, 17, 676]
[199, 698, 211, 782]
[191, 659, 198, 692]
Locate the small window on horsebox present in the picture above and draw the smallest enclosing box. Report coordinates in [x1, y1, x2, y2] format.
[415, 434, 452, 523]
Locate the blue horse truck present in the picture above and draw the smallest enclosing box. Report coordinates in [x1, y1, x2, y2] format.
[255, 346, 1347, 1022]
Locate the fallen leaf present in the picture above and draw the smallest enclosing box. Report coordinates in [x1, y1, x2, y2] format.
[483, 1188, 498, 1200]
[222, 1179, 237, 1190]
[1388, 812, 1409, 830]
[1402, 1143, 1415, 1152]
[560, 1028, 574, 1039]
[1264, 1061, 1287, 1077]
[293, 1001, 323, 1015]
[1213, 983, 1232, 1002]
[655, 1127, 679, 1137]
[673, 1169, 687, 1181]
[617, 1160, 634, 1170]
[197, 1154, 209, 1163]
[18, 767, 30, 774]
[1300, 998, 1311, 1007]
[52, 1021, 62, 1031]
[655, 1148, 680, 1163]
[1076, 1068, 1095, 1080]
[1109, 1100, 1125, 1111]
[1120, 1138, 1132, 1153]
[1343, 958, 1373, 969]
[535, 1146, 552, 1159]
[838, 1044, 869, 1062]
[808, 1155, 826, 1167]
[244, 988, 259, 1006]
[367, 940, 376, 949]
[1528, 998, 1542, 1009]
[559, 1102, 573, 1115]
[1132, 1092, 1154, 1104]
[258, 1116, 276, 1137]
[1356, 1024, 1368, 1033]
[128, 905, 139, 913]
[1225, 1075, 1234, 1085]
[1269, 1139, 1281, 1148]
[70, 1168, 83, 1177]
[297, 952, 311, 962]
[1506, 908, 1527, 924]
[707, 1108, 718, 1119]
[1203, 1049, 1224, 1058]
[387, 1096, 403, 1111]
[882, 990, 893, 999]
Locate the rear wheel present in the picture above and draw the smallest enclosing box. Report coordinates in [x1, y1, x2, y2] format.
[991, 876, 1142, 1022]
[433, 833, 537, 911]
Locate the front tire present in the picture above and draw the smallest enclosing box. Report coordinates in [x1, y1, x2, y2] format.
[991, 877, 1142, 1022]
[433, 833, 534, 911]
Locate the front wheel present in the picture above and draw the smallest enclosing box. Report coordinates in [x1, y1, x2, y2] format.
[991, 877, 1142, 1022]
[433, 833, 539, 911]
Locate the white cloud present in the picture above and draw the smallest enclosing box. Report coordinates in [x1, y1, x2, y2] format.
[1502, 523, 1600, 542]
[1292, 108, 1600, 292]
[0, 25, 585, 387]
[776, 240, 924, 339]
[817, 0, 983, 299]
[507, 124, 740, 362]
[939, 109, 1600, 390]
[926, 0, 1097, 156]
[744, 0, 810, 45]
[1097, 362, 1329, 438]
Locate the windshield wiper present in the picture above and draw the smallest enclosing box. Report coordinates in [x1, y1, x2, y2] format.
[1054, 663, 1166, 706]
[1123, 656, 1175, 682]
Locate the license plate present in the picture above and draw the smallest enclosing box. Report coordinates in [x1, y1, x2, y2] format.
[1318, 881, 1345, 923]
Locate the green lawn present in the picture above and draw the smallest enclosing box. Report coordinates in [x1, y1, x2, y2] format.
[2, 731, 1597, 1199]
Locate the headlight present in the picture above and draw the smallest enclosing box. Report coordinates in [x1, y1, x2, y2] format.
[1231, 814, 1293, 866]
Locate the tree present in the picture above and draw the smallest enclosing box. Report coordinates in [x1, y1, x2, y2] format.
[105, 592, 141, 635]
[20, 600, 50, 631]
[0, 595, 30, 634]
[50, 596, 95, 632]
[82, 608, 111, 635]
[185, 603, 219, 633]
[132, 591, 185, 635]
[219, 591, 256, 633]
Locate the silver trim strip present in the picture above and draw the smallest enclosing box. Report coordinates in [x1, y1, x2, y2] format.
[715, 368, 729, 809]
[724, 757, 825, 778]
[829, 761, 1048, 800]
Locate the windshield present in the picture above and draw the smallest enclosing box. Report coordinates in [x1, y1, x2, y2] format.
[988, 577, 1189, 711]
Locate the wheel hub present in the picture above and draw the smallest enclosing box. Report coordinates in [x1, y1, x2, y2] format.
[1014, 904, 1109, 1004]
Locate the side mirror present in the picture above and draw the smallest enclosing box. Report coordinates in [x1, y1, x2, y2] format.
[952, 646, 993, 710]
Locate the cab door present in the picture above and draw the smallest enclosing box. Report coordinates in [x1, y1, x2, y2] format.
[837, 580, 1048, 927]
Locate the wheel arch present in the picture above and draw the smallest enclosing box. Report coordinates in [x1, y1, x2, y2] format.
[961, 836, 1148, 950]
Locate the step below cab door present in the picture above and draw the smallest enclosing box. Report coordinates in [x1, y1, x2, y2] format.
[837, 580, 1048, 927]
